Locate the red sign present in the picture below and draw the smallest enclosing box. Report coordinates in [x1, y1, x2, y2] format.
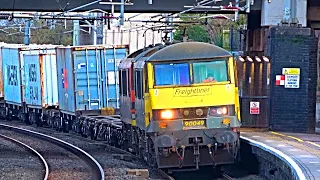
[62, 69, 68, 89]
[276, 75, 285, 86]
[250, 102, 260, 115]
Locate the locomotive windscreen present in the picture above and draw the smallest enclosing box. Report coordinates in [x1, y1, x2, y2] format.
[154, 63, 190, 86]
[153, 59, 229, 86]
[193, 59, 229, 83]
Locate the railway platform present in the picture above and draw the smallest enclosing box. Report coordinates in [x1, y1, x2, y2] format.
[240, 128, 320, 180]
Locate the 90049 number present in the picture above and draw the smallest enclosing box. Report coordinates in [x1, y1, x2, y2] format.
[183, 120, 206, 129]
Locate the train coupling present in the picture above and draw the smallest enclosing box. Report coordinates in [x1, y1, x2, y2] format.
[192, 137, 201, 169]
[175, 145, 186, 168]
[207, 142, 218, 165]
[176, 137, 206, 169]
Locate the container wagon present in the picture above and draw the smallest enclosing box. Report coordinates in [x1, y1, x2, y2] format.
[55, 45, 129, 132]
[22, 45, 60, 126]
[0, 43, 29, 119]
[0, 42, 21, 102]
[1, 44, 60, 124]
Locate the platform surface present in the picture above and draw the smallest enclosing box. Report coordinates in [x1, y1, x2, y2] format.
[240, 129, 320, 180]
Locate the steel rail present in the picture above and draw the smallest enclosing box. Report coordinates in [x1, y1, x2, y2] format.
[0, 123, 104, 180]
[0, 133, 49, 180]
[221, 172, 235, 180]
[157, 169, 175, 180]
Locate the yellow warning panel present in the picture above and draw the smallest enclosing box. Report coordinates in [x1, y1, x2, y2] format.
[101, 107, 115, 115]
[282, 68, 300, 75]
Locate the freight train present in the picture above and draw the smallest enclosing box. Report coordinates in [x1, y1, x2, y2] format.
[0, 42, 241, 170]
[0, 44, 128, 131]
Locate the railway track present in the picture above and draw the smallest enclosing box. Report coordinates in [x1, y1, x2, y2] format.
[0, 118, 239, 180]
[0, 119, 265, 180]
[82, 115, 175, 180]
[222, 172, 235, 180]
[0, 123, 104, 180]
[0, 133, 49, 180]
[0, 121, 174, 180]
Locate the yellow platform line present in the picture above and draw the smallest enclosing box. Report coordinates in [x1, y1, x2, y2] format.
[271, 131, 304, 142]
[306, 141, 320, 148]
[270, 131, 320, 150]
[287, 136, 304, 142]
[270, 131, 286, 137]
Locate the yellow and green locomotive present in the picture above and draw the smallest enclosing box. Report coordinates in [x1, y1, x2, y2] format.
[118, 42, 241, 169]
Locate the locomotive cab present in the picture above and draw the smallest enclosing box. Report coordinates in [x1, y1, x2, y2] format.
[148, 57, 241, 130]
[120, 42, 241, 170]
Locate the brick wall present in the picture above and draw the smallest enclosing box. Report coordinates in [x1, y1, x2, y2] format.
[265, 26, 317, 133]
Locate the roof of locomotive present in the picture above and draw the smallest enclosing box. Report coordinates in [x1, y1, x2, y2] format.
[146, 42, 231, 62]
[133, 45, 166, 69]
[119, 44, 164, 69]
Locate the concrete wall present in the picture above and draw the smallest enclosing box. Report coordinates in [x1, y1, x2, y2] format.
[241, 139, 300, 180]
[261, 0, 307, 27]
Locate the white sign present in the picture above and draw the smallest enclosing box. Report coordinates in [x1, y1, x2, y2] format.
[107, 71, 119, 85]
[284, 75, 300, 88]
[108, 71, 116, 85]
[77, 63, 86, 69]
[250, 101, 260, 115]
[108, 59, 122, 66]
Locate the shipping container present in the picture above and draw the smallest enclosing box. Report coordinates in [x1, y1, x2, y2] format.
[56, 45, 129, 114]
[2, 44, 59, 107]
[21, 45, 59, 109]
[0, 43, 7, 99]
[0, 43, 27, 100]
[2, 44, 29, 105]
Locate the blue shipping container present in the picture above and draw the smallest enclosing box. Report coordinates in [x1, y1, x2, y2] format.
[21, 46, 59, 108]
[2, 45, 29, 105]
[2, 44, 59, 107]
[56, 45, 129, 114]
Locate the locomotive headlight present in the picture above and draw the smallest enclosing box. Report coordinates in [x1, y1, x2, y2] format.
[210, 106, 228, 116]
[160, 110, 174, 120]
[222, 107, 228, 114]
[217, 108, 223, 115]
[183, 110, 189, 116]
[216, 107, 228, 115]
[195, 109, 203, 116]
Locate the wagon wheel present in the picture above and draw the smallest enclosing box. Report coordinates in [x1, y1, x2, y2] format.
[17, 109, 24, 122]
[121, 124, 129, 151]
[92, 124, 98, 140]
[6, 107, 12, 121]
[147, 138, 157, 167]
[18, 110, 28, 123]
[28, 113, 34, 125]
[104, 127, 110, 144]
[46, 117, 52, 128]
[36, 114, 43, 127]
[63, 120, 69, 133]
